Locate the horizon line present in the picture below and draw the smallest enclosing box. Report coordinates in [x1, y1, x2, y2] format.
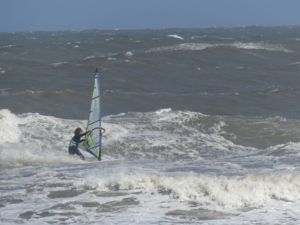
[1, 24, 300, 34]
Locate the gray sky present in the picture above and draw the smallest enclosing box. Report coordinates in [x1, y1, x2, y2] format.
[1, 0, 300, 32]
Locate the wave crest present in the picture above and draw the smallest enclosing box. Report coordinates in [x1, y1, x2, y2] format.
[0, 109, 21, 143]
[146, 42, 292, 53]
[82, 172, 300, 211]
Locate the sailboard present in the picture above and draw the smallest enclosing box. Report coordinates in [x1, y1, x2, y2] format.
[84, 69, 104, 161]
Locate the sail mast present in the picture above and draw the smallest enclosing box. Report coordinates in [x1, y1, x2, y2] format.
[96, 68, 102, 161]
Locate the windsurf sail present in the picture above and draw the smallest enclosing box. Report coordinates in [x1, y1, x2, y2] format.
[84, 69, 104, 160]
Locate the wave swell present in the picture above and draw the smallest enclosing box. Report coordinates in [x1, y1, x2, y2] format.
[146, 42, 292, 53]
[82, 172, 300, 211]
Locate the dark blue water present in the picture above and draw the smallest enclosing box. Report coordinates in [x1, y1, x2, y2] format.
[1, 27, 300, 119]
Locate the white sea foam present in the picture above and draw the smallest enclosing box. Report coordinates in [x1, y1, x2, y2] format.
[0, 44, 17, 49]
[103, 109, 257, 161]
[2, 109, 300, 224]
[0, 66, 6, 74]
[191, 35, 206, 40]
[51, 61, 69, 67]
[0, 109, 233, 166]
[0, 110, 84, 167]
[125, 51, 133, 57]
[82, 171, 300, 211]
[232, 42, 291, 52]
[288, 61, 300, 66]
[167, 34, 184, 40]
[0, 108, 299, 169]
[146, 42, 292, 53]
[155, 108, 172, 114]
[107, 56, 117, 61]
[105, 37, 114, 42]
[83, 55, 96, 61]
[267, 142, 300, 158]
[0, 109, 21, 143]
[0, 89, 61, 96]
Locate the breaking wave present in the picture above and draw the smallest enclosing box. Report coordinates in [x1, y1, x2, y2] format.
[0, 109, 84, 167]
[82, 171, 300, 211]
[1, 108, 300, 167]
[146, 42, 292, 53]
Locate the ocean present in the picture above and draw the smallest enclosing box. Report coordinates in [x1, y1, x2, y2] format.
[1, 27, 300, 224]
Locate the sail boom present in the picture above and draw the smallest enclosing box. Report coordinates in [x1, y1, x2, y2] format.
[88, 119, 101, 126]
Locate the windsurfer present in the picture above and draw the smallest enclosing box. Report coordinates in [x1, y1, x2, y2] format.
[68, 127, 88, 160]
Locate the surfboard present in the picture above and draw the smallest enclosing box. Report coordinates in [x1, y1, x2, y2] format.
[84, 69, 104, 161]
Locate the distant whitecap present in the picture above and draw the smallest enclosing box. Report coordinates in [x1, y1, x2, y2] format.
[167, 34, 184, 40]
[83, 55, 96, 61]
[146, 42, 292, 53]
[51, 62, 69, 67]
[0, 44, 17, 49]
[125, 51, 133, 57]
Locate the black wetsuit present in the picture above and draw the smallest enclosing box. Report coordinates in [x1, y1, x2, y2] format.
[68, 131, 88, 159]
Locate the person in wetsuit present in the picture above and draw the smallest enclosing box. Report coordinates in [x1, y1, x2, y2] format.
[68, 127, 88, 160]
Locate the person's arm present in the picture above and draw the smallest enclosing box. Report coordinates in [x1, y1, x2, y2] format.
[79, 139, 86, 143]
[79, 128, 104, 139]
[78, 131, 89, 138]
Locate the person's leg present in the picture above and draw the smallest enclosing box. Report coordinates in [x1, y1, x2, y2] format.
[69, 147, 76, 155]
[75, 149, 85, 160]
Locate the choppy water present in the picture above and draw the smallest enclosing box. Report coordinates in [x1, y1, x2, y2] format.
[2, 27, 300, 224]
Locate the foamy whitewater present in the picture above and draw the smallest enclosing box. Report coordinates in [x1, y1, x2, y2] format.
[2, 27, 300, 224]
